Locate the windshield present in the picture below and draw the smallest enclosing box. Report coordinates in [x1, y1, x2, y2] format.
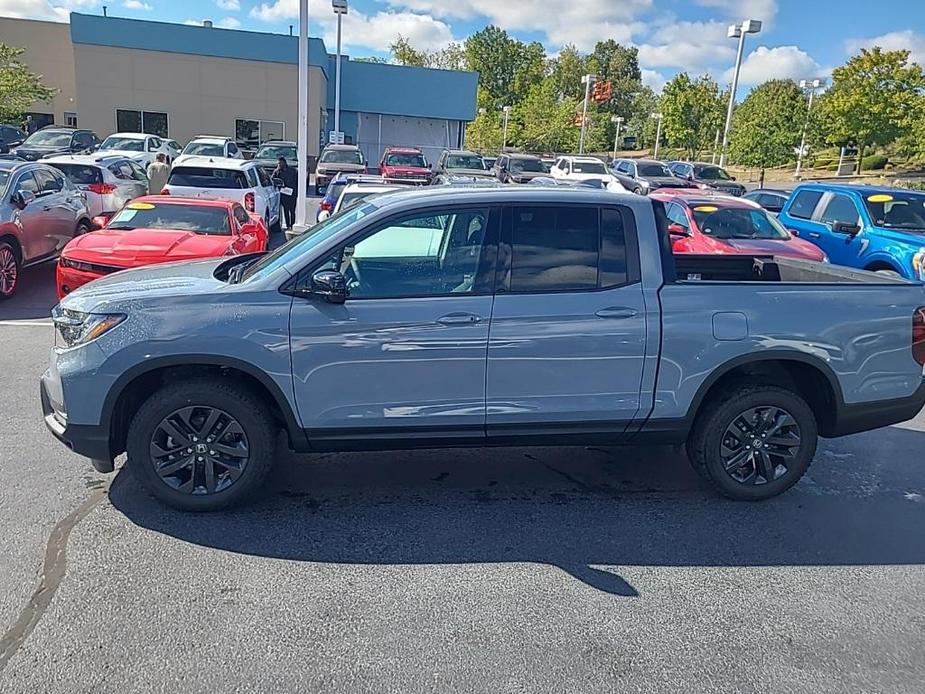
[256, 145, 297, 161]
[696, 165, 732, 181]
[863, 192, 925, 231]
[446, 155, 486, 170]
[638, 163, 672, 177]
[692, 206, 789, 240]
[242, 202, 375, 282]
[510, 159, 545, 173]
[167, 166, 248, 189]
[107, 202, 231, 235]
[572, 161, 608, 175]
[23, 131, 72, 147]
[183, 142, 225, 157]
[385, 153, 426, 168]
[321, 149, 364, 165]
[100, 137, 144, 152]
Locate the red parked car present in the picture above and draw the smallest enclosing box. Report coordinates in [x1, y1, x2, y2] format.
[651, 192, 827, 261]
[56, 196, 268, 298]
[379, 146, 432, 185]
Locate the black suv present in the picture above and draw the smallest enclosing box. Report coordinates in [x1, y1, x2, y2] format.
[492, 153, 547, 184]
[666, 161, 746, 196]
[612, 158, 695, 194]
[433, 149, 494, 183]
[11, 127, 101, 162]
[0, 124, 26, 154]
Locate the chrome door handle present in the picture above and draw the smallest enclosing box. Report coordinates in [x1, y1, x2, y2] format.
[808, 232, 821, 239]
[437, 312, 481, 325]
[595, 307, 638, 319]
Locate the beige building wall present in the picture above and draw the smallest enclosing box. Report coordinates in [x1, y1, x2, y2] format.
[73, 43, 327, 154]
[0, 18, 77, 125]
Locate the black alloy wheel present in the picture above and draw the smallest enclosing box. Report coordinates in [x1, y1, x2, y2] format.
[719, 406, 801, 485]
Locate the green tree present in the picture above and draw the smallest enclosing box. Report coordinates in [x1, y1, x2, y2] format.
[659, 73, 725, 159]
[352, 56, 388, 64]
[626, 86, 661, 150]
[816, 47, 924, 173]
[467, 103, 503, 154]
[514, 78, 580, 153]
[550, 45, 587, 100]
[0, 43, 57, 123]
[728, 79, 806, 179]
[465, 26, 545, 109]
[389, 35, 430, 67]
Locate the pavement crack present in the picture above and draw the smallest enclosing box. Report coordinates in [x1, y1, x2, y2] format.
[0, 483, 109, 672]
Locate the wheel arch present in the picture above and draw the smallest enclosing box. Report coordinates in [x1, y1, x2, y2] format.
[0, 231, 23, 261]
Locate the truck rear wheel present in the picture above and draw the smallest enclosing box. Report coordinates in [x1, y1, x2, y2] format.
[126, 378, 277, 511]
[688, 385, 817, 500]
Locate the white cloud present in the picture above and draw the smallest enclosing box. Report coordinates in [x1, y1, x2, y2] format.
[724, 45, 822, 86]
[845, 30, 925, 67]
[695, 0, 778, 24]
[387, 0, 651, 50]
[0, 0, 96, 22]
[216, 0, 239, 9]
[641, 68, 666, 91]
[122, 0, 151, 10]
[638, 41, 735, 73]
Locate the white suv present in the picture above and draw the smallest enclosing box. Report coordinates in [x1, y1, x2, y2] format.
[550, 155, 626, 191]
[97, 132, 174, 168]
[163, 156, 281, 231]
[176, 136, 243, 164]
[334, 181, 402, 215]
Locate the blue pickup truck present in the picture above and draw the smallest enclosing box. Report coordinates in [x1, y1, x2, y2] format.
[778, 183, 925, 278]
[42, 187, 925, 510]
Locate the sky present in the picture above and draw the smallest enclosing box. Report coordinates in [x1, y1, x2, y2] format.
[3, 0, 924, 91]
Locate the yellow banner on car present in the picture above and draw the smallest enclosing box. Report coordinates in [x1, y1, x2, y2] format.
[694, 205, 718, 213]
[867, 194, 893, 203]
[126, 202, 156, 210]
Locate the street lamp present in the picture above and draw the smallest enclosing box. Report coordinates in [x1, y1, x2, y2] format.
[579, 73, 596, 154]
[719, 19, 762, 167]
[611, 116, 624, 161]
[650, 112, 663, 159]
[501, 105, 511, 153]
[795, 78, 823, 179]
[476, 107, 486, 152]
[331, 0, 347, 139]
[295, 0, 310, 227]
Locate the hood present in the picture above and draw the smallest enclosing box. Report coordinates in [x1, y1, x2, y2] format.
[254, 157, 297, 170]
[63, 228, 231, 265]
[645, 176, 692, 188]
[317, 162, 366, 173]
[702, 180, 745, 193]
[382, 165, 430, 176]
[13, 145, 70, 160]
[719, 236, 826, 260]
[445, 167, 494, 178]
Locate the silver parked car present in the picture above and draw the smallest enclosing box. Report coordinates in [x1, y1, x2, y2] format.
[0, 160, 91, 299]
[43, 154, 149, 220]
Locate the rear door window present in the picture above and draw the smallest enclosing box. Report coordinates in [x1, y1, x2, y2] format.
[788, 189, 824, 220]
[13, 171, 39, 194]
[509, 206, 599, 292]
[34, 168, 63, 194]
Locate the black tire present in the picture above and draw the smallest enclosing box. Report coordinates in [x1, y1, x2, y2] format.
[126, 378, 278, 511]
[688, 384, 817, 500]
[0, 240, 21, 300]
[633, 186, 644, 195]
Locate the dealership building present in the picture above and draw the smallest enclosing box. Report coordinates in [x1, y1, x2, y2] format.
[0, 13, 478, 163]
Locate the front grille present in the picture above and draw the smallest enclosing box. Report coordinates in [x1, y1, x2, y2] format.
[63, 258, 127, 275]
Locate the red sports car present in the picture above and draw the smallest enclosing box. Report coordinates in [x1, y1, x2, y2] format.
[57, 196, 268, 298]
[651, 192, 827, 261]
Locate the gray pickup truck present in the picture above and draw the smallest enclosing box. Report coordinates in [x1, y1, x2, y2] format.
[42, 187, 925, 510]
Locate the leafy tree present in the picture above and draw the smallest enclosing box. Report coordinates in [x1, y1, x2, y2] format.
[550, 44, 587, 100]
[389, 35, 430, 67]
[625, 86, 661, 150]
[353, 56, 388, 64]
[467, 102, 503, 154]
[728, 80, 806, 182]
[816, 47, 924, 173]
[659, 73, 725, 160]
[465, 25, 544, 109]
[0, 43, 57, 123]
[514, 79, 579, 153]
[431, 43, 467, 71]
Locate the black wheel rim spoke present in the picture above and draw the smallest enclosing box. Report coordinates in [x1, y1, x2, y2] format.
[719, 405, 801, 486]
[150, 405, 250, 495]
[0, 248, 16, 294]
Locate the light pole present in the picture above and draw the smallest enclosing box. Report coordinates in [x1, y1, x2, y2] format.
[295, 0, 309, 227]
[650, 112, 663, 159]
[795, 78, 823, 179]
[579, 73, 596, 154]
[501, 105, 511, 153]
[611, 115, 624, 161]
[711, 128, 721, 164]
[719, 19, 762, 167]
[477, 107, 486, 152]
[332, 0, 347, 138]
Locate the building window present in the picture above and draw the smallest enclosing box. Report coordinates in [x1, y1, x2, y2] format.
[115, 109, 169, 137]
[235, 118, 285, 151]
[64, 112, 78, 127]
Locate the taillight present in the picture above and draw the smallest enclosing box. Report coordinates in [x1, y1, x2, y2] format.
[85, 183, 116, 195]
[913, 307, 925, 366]
[320, 199, 333, 211]
[244, 192, 255, 212]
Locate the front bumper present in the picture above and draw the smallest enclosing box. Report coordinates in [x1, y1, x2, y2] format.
[41, 375, 114, 472]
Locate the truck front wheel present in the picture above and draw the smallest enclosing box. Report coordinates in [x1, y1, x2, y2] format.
[688, 385, 817, 500]
[126, 378, 277, 511]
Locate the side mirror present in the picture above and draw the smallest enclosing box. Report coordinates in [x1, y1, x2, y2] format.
[12, 190, 35, 209]
[832, 221, 861, 236]
[91, 215, 109, 230]
[667, 223, 690, 237]
[311, 269, 347, 304]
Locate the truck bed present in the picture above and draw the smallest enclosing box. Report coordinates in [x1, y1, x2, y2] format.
[672, 255, 914, 284]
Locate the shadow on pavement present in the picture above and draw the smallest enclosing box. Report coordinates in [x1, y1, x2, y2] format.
[0, 261, 58, 320]
[110, 428, 925, 597]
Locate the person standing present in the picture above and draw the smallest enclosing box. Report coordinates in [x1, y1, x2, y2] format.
[147, 152, 171, 195]
[273, 156, 297, 231]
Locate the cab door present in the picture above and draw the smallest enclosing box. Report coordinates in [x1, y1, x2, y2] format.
[9, 170, 44, 261]
[802, 191, 864, 266]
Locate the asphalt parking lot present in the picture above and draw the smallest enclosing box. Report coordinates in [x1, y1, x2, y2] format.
[1, 200, 924, 692]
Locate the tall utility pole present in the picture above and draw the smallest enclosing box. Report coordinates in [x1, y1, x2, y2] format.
[611, 115, 624, 161]
[711, 128, 721, 164]
[332, 0, 347, 137]
[651, 113, 663, 159]
[719, 19, 762, 167]
[795, 78, 823, 179]
[295, 0, 309, 226]
[501, 105, 511, 152]
[579, 74, 596, 154]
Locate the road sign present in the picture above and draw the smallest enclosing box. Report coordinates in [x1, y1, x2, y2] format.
[328, 130, 345, 145]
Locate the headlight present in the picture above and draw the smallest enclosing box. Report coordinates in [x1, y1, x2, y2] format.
[59, 257, 94, 272]
[52, 307, 126, 349]
[913, 248, 925, 281]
